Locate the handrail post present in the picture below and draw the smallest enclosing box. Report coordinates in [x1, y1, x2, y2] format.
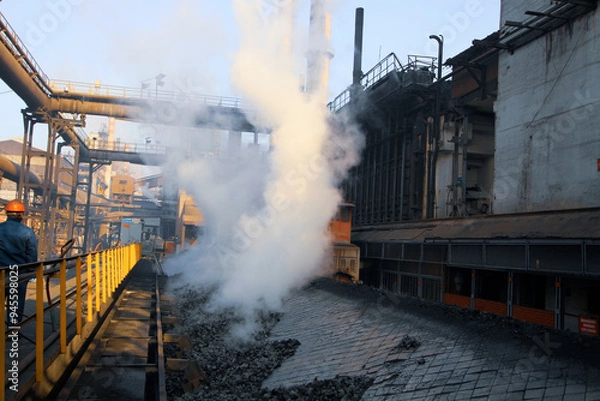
[36, 262, 44, 382]
[113, 248, 117, 290]
[75, 256, 82, 335]
[102, 250, 107, 304]
[95, 252, 101, 312]
[87, 253, 93, 322]
[110, 249, 115, 293]
[120, 247, 124, 282]
[60, 259, 67, 353]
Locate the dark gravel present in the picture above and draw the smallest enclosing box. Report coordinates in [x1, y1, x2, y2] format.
[164, 283, 373, 401]
[163, 276, 600, 400]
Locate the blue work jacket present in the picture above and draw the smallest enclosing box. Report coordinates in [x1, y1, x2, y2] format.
[0, 217, 38, 268]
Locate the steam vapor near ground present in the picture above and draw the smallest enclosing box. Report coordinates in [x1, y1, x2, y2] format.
[164, 0, 364, 339]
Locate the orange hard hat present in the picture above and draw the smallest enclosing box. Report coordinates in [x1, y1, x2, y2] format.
[5, 199, 25, 213]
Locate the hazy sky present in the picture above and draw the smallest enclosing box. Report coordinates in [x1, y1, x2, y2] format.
[0, 0, 501, 145]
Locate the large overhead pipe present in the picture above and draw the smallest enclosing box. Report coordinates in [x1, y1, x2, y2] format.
[0, 36, 49, 109]
[0, 154, 43, 193]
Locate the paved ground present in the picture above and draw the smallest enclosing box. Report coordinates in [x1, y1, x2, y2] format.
[262, 280, 600, 401]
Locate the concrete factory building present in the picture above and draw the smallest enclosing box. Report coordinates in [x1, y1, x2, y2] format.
[337, 0, 600, 335]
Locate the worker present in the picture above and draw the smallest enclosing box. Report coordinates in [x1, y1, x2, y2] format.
[0, 200, 38, 323]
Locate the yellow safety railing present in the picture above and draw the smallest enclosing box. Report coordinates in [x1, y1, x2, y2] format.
[1, 243, 142, 401]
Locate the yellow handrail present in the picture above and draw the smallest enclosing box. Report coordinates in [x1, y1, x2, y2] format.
[0, 243, 142, 400]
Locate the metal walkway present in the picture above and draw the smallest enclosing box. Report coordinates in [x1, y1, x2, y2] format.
[0, 244, 170, 401]
[54, 259, 167, 401]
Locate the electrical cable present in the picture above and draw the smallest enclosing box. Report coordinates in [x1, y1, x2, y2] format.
[526, 20, 587, 128]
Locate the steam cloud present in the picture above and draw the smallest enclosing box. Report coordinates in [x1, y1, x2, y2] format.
[164, 0, 364, 339]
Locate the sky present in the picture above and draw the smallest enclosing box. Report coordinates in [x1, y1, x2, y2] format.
[0, 0, 501, 149]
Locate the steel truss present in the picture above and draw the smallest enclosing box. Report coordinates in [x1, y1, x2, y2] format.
[18, 109, 85, 259]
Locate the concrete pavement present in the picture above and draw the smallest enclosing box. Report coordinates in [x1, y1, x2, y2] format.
[263, 280, 600, 401]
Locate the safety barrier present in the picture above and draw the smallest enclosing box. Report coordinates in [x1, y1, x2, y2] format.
[0, 243, 142, 401]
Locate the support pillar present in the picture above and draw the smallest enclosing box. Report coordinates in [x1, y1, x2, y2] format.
[19, 110, 85, 259]
[507, 271, 514, 318]
[470, 269, 476, 310]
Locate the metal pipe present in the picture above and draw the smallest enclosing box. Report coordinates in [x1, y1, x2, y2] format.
[428, 35, 444, 219]
[0, 153, 43, 189]
[429, 35, 443, 82]
[0, 36, 49, 108]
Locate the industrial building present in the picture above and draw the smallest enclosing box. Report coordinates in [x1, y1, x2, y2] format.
[1, 2, 600, 399]
[0, 0, 597, 339]
[335, 0, 599, 335]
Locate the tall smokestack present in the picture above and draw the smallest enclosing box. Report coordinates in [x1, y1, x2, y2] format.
[282, 0, 296, 56]
[306, 0, 333, 104]
[352, 7, 364, 87]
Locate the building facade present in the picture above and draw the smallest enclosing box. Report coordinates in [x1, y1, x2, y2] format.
[338, 0, 600, 335]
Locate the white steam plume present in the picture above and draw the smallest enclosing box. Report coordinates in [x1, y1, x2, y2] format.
[164, 0, 363, 339]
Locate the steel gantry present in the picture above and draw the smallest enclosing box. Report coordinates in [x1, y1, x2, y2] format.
[18, 110, 86, 259]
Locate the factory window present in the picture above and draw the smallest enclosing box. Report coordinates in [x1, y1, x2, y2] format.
[514, 273, 546, 309]
[446, 267, 471, 297]
[476, 270, 507, 303]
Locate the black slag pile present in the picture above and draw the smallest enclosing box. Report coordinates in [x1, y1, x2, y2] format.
[166, 285, 372, 401]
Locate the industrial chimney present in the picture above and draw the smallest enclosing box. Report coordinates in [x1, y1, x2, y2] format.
[306, 0, 333, 104]
[350, 7, 364, 101]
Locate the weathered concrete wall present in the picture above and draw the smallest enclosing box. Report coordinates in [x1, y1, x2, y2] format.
[494, 4, 600, 213]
